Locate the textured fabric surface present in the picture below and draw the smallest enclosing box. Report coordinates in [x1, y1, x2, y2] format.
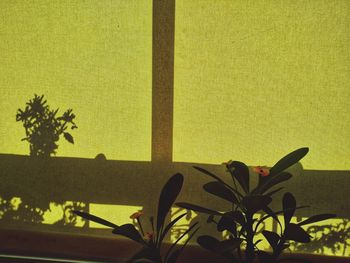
[0, 1, 348, 257]
[173, 0, 350, 170]
[0, 0, 152, 161]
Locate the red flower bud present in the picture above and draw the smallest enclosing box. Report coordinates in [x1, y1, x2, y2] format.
[130, 210, 144, 219]
[253, 166, 270, 177]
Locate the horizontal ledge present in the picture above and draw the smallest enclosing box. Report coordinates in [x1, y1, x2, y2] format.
[0, 153, 349, 217]
[0, 228, 349, 263]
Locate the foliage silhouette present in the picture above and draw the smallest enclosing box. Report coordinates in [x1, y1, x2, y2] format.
[0, 95, 82, 226]
[0, 197, 45, 223]
[16, 94, 77, 157]
[176, 148, 336, 263]
[74, 173, 199, 263]
[290, 218, 349, 257]
[0, 196, 86, 226]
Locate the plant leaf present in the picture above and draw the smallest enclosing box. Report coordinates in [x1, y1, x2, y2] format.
[262, 206, 280, 224]
[193, 166, 225, 183]
[256, 206, 282, 233]
[269, 148, 309, 176]
[112, 224, 146, 245]
[193, 166, 237, 193]
[284, 223, 311, 243]
[63, 132, 74, 144]
[262, 230, 280, 250]
[217, 213, 237, 235]
[253, 172, 292, 195]
[256, 205, 308, 236]
[180, 226, 199, 252]
[73, 210, 118, 228]
[176, 202, 222, 216]
[255, 205, 309, 233]
[298, 214, 336, 226]
[156, 173, 184, 233]
[197, 235, 220, 251]
[283, 192, 296, 225]
[203, 181, 238, 204]
[227, 161, 249, 193]
[228, 211, 246, 225]
[159, 212, 187, 244]
[242, 195, 272, 214]
[263, 206, 282, 232]
[254, 239, 263, 246]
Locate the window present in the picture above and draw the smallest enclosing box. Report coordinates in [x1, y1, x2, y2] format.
[0, 0, 349, 259]
[173, 0, 350, 170]
[0, 0, 153, 239]
[0, 0, 152, 161]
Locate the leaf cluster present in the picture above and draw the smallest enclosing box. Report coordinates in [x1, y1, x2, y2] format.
[16, 94, 77, 157]
[176, 148, 336, 263]
[74, 173, 198, 263]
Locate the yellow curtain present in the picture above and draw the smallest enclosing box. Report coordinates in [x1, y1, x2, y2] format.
[174, 0, 350, 170]
[0, 0, 152, 161]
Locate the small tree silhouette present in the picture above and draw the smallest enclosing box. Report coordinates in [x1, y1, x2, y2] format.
[1, 95, 83, 226]
[16, 94, 77, 157]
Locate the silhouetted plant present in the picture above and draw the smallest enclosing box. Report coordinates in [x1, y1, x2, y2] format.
[74, 173, 199, 263]
[169, 208, 198, 244]
[2, 95, 82, 226]
[0, 196, 86, 227]
[290, 219, 349, 257]
[0, 193, 49, 224]
[53, 201, 86, 226]
[176, 148, 336, 263]
[16, 94, 77, 157]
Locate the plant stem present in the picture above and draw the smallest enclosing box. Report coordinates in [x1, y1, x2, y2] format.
[273, 234, 286, 260]
[137, 218, 145, 236]
[245, 213, 255, 263]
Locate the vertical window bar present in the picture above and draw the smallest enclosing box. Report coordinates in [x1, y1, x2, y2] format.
[152, 0, 176, 162]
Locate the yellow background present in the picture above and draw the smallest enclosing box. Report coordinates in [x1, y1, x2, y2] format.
[174, 0, 350, 170]
[0, 1, 348, 256]
[0, 0, 152, 161]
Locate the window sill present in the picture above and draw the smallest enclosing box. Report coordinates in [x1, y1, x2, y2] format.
[1, 228, 349, 263]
